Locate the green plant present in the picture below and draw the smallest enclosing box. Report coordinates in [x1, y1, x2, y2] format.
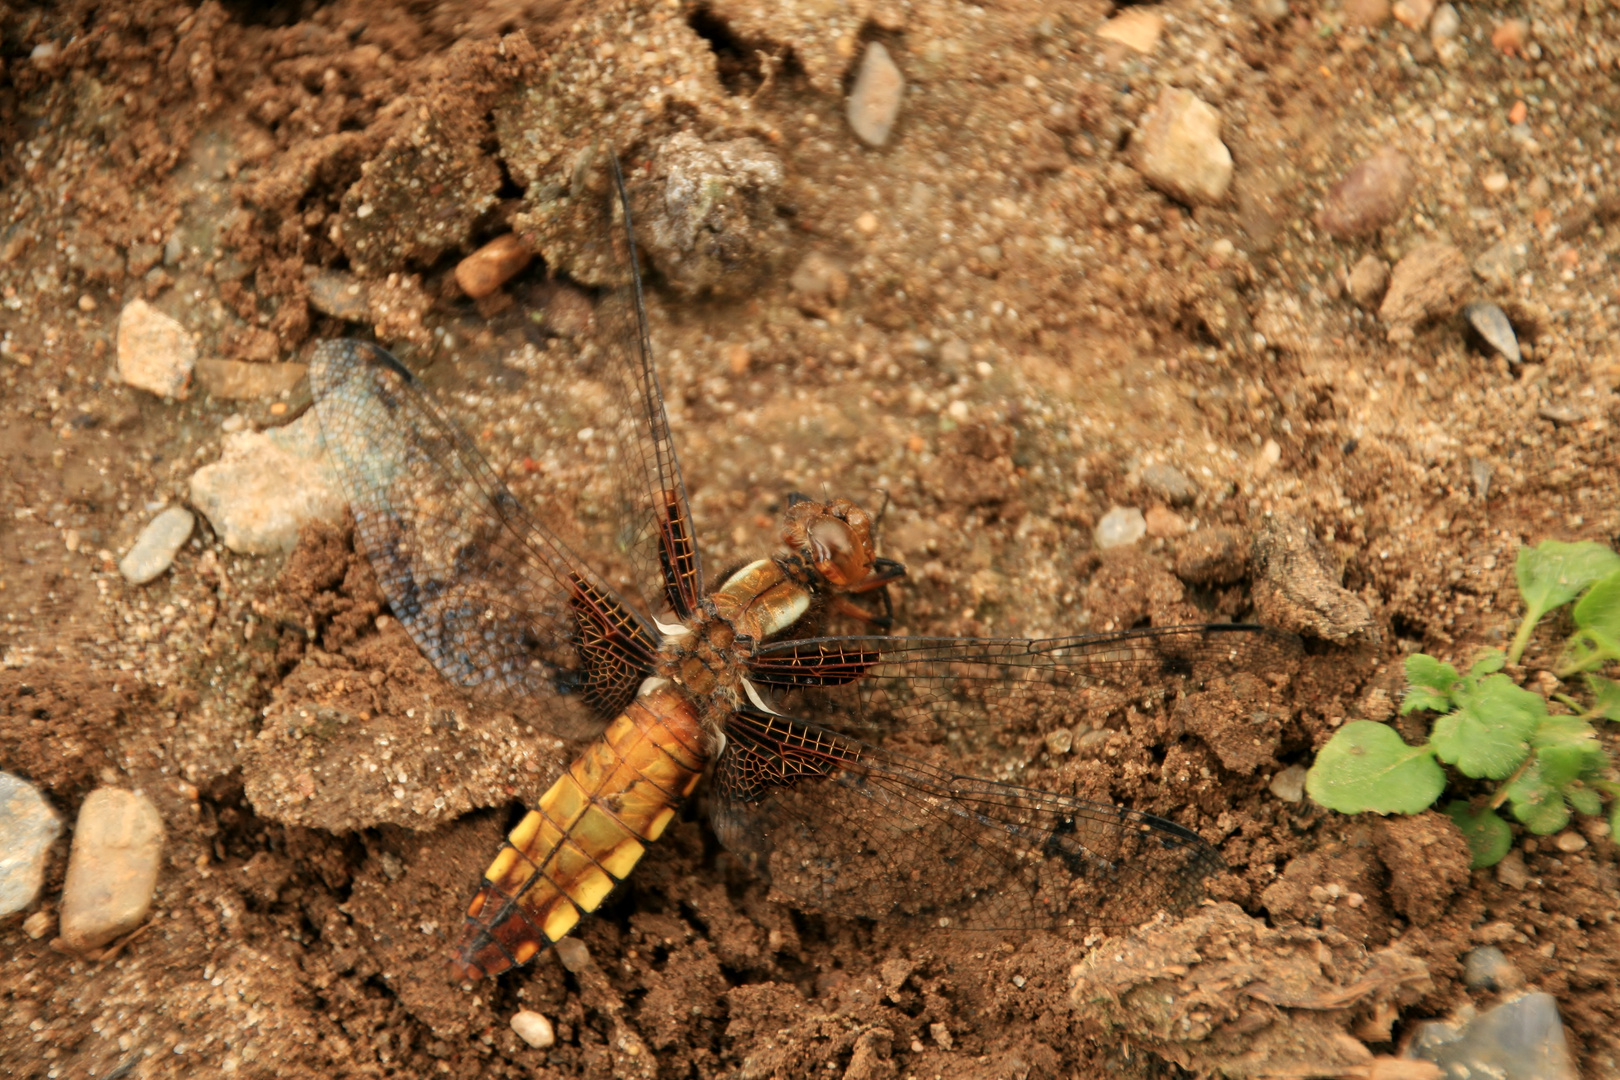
[1305, 540, 1620, 867]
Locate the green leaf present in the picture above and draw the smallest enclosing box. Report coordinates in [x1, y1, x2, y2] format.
[1586, 675, 1620, 722]
[1401, 654, 1460, 715]
[1305, 721, 1446, 814]
[1502, 750, 1583, 835]
[1532, 713, 1605, 771]
[1510, 541, 1620, 662]
[1445, 801, 1513, 868]
[1468, 650, 1507, 676]
[1573, 570, 1620, 641]
[1612, 800, 1620, 838]
[1431, 674, 1542, 779]
[1568, 785, 1603, 817]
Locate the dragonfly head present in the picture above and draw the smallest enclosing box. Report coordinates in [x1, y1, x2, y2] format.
[780, 496, 903, 592]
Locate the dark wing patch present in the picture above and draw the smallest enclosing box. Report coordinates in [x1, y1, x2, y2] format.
[310, 339, 656, 737]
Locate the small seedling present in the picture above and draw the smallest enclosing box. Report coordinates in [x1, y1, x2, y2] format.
[1305, 540, 1620, 867]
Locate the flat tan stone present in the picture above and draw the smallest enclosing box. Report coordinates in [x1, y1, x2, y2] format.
[455, 234, 533, 299]
[59, 788, 164, 951]
[195, 359, 308, 400]
[1097, 9, 1164, 54]
[117, 299, 196, 399]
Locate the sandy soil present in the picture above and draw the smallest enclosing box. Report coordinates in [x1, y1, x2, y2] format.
[2, 0, 1619, 1077]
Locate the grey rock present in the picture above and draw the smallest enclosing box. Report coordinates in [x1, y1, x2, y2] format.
[847, 42, 905, 147]
[1140, 463, 1197, 506]
[631, 132, 789, 298]
[1133, 88, 1233, 206]
[189, 408, 345, 555]
[1462, 946, 1525, 992]
[554, 936, 591, 973]
[1347, 254, 1391, 308]
[118, 505, 194, 585]
[0, 772, 61, 918]
[116, 299, 196, 399]
[59, 788, 165, 951]
[1095, 506, 1147, 550]
[1407, 993, 1577, 1080]
[1251, 515, 1377, 643]
[1465, 302, 1521, 364]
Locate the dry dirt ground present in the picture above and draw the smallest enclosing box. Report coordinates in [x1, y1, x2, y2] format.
[2, 1, 1619, 1078]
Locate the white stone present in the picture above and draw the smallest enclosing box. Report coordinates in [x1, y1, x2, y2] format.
[1097, 9, 1163, 54]
[0, 772, 61, 918]
[116, 299, 196, 399]
[118, 505, 194, 585]
[847, 42, 904, 147]
[1133, 88, 1233, 206]
[1269, 764, 1307, 803]
[59, 788, 165, 951]
[189, 409, 345, 555]
[510, 1009, 555, 1049]
[1094, 506, 1147, 550]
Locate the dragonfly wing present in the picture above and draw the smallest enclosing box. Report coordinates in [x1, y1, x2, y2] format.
[310, 339, 657, 738]
[710, 707, 1223, 931]
[586, 154, 705, 621]
[745, 624, 1299, 736]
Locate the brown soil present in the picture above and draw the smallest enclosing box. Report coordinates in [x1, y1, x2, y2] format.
[3, 1, 1619, 1078]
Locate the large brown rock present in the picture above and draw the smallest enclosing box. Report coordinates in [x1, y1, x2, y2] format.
[1379, 242, 1472, 328]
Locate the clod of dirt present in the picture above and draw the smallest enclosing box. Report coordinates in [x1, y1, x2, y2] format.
[58, 788, 164, 951]
[1175, 673, 1284, 775]
[630, 132, 791, 298]
[1317, 149, 1416, 239]
[1261, 840, 1393, 946]
[1348, 254, 1392, 309]
[1070, 902, 1432, 1080]
[1175, 525, 1249, 586]
[1082, 546, 1202, 629]
[1372, 811, 1472, 926]
[1378, 242, 1472, 331]
[1250, 515, 1378, 644]
[333, 109, 501, 276]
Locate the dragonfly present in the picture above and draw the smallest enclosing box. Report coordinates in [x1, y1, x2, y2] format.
[309, 154, 1293, 982]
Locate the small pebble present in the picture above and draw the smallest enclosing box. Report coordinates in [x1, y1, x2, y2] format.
[1253, 0, 1290, 24]
[554, 936, 591, 973]
[78, 294, 97, 312]
[1144, 505, 1186, 539]
[846, 42, 904, 147]
[189, 407, 345, 555]
[1043, 728, 1073, 756]
[1429, 3, 1460, 41]
[1491, 19, 1529, 58]
[1379, 242, 1471, 329]
[1096, 9, 1164, 53]
[1468, 457, 1494, 500]
[1268, 764, 1308, 804]
[930, 1022, 954, 1051]
[23, 909, 53, 939]
[0, 772, 62, 918]
[1095, 506, 1147, 550]
[789, 251, 851, 317]
[1318, 149, 1415, 239]
[855, 211, 880, 236]
[117, 505, 195, 585]
[1343, 0, 1390, 26]
[1462, 946, 1524, 991]
[1481, 172, 1510, 195]
[1473, 241, 1528, 290]
[1140, 463, 1197, 506]
[1392, 0, 1434, 31]
[1347, 254, 1391, 309]
[455, 234, 533, 299]
[117, 299, 197, 400]
[1553, 831, 1587, 853]
[59, 788, 165, 951]
[305, 270, 372, 321]
[510, 1009, 555, 1049]
[1133, 88, 1233, 206]
[1508, 100, 1528, 126]
[1464, 302, 1521, 365]
[1494, 849, 1530, 890]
